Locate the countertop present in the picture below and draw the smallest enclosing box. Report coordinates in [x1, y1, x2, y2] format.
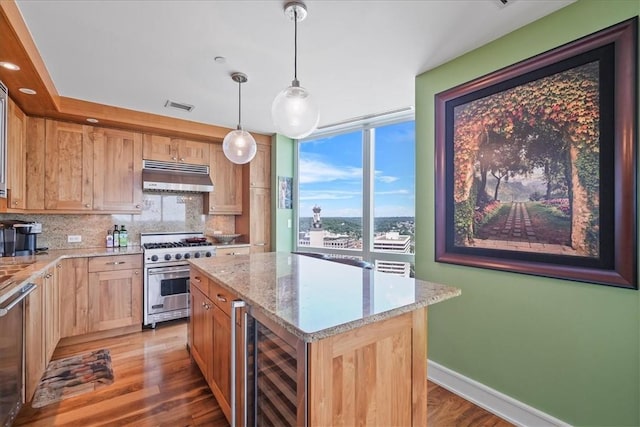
[189, 252, 461, 342]
[0, 246, 142, 304]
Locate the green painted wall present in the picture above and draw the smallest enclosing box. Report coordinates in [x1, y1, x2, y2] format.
[272, 133, 295, 252]
[415, 1, 640, 426]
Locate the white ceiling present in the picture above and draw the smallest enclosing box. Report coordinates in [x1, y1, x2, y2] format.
[16, 0, 574, 135]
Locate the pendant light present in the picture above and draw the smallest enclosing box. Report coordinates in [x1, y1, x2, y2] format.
[271, 1, 319, 140]
[223, 72, 257, 164]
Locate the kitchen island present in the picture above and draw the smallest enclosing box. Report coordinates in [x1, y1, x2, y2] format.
[189, 252, 461, 426]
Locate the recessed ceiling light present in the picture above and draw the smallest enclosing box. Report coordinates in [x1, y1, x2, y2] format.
[19, 88, 36, 95]
[0, 62, 20, 71]
[86, 118, 99, 123]
[214, 56, 226, 64]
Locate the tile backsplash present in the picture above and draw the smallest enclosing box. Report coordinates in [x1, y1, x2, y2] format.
[0, 192, 235, 249]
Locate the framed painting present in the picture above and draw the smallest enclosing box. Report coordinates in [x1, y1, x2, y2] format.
[434, 18, 637, 288]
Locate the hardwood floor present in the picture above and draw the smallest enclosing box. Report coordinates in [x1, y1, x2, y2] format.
[15, 321, 512, 427]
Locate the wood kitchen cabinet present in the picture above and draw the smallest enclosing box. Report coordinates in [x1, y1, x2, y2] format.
[6, 97, 26, 210]
[203, 143, 242, 215]
[25, 117, 46, 210]
[215, 245, 251, 256]
[24, 280, 45, 401]
[87, 254, 142, 332]
[189, 267, 241, 424]
[43, 265, 60, 362]
[58, 257, 90, 338]
[44, 120, 94, 210]
[236, 141, 271, 253]
[92, 128, 143, 212]
[143, 134, 210, 165]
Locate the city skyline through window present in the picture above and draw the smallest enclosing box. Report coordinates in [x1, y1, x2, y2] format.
[296, 119, 415, 276]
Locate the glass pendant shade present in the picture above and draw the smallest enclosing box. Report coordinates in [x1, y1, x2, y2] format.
[222, 129, 257, 164]
[271, 83, 319, 139]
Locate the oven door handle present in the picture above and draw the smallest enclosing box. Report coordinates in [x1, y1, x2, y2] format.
[0, 282, 36, 317]
[147, 266, 190, 275]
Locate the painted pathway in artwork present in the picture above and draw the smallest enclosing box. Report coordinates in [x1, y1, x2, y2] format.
[471, 202, 578, 256]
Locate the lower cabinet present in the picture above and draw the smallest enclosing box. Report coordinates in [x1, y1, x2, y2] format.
[58, 257, 90, 338]
[43, 266, 60, 362]
[24, 279, 45, 401]
[88, 255, 142, 332]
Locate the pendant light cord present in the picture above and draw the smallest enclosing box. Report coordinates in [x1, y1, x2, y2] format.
[294, 8, 298, 82]
[237, 79, 242, 130]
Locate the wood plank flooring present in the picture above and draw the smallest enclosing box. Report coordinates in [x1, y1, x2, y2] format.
[15, 321, 512, 427]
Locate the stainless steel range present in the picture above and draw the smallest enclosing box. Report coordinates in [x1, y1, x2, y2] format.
[142, 232, 216, 328]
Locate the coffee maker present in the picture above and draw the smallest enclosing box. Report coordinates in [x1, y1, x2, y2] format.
[0, 220, 42, 256]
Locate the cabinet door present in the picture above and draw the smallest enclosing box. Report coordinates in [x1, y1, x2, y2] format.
[58, 257, 90, 338]
[7, 98, 26, 209]
[204, 144, 242, 214]
[43, 266, 60, 362]
[143, 134, 175, 162]
[190, 286, 213, 382]
[88, 268, 142, 332]
[93, 128, 143, 211]
[24, 280, 45, 401]
[249, 143, 271, 188]
[250, 187, 271, 253]
[45, 120, 93, 210]
[25, 117, 46, 210]
[175, 138, 210, 165]
[211, 304, 231, 417]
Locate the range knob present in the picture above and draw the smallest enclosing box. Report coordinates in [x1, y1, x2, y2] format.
[184, 253, 191, 259]
[194, 252, 201, 258]
[205, 251, 213, 257]
[175, 253, 182, 260]
[151, 255, 159, 262]
[164, 254, 172, 261]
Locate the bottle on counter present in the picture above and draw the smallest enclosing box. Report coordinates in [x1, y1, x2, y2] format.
[119, 225, 128, 247]
[113, 225, 120, 247]
[106, 231, 113, 248]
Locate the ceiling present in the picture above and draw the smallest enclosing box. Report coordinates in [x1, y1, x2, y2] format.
[14, 0, 574, 136]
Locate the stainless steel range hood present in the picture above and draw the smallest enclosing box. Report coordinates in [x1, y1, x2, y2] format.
[142, 159, 213, 193]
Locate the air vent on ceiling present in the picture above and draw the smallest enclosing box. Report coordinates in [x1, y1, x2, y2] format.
[164, 99, 195, 112]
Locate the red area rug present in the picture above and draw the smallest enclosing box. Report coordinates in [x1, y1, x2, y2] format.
[31, 349, 114, 408]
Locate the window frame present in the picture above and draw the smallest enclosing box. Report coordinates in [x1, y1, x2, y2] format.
[294, 110, 415, 271]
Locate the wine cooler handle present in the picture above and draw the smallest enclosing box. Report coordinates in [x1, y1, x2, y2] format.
[230, 300, 246, 427]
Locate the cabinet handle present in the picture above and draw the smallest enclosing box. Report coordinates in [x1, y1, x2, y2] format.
[57, 264, 62, 268]
[179, 158, 185, 162]
[135, 204, 141, 209]
[135, 271, 140, 275]
[230, 300, 246, 427]
[45, 273, 52, 279]
[13, 201, 17, 205]
[85, 204, 90, 208]
[171, 156, 177, 161]
[254, 243, 266, 246]
[216, 294, 227, 303]
[106, 261, 126, 265]
[193, 276, 201, 283]
[226, 253, 235, 256]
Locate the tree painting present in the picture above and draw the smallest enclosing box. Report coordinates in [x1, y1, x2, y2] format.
[452, 61, 600, 257]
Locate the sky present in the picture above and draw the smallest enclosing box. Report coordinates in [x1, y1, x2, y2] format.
[298, 121, 415, 218]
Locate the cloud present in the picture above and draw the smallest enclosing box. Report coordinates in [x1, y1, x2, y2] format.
[299, 158, 362, 184]
[375, 189, 410, 195]
[299, 190, 360, 201]
[377, 175, 399, 183]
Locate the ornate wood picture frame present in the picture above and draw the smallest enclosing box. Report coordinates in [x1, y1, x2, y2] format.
[434, 18, 637, 289]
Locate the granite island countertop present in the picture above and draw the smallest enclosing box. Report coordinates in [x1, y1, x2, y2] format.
[0, 246, 142, 304]
[189, 252, 461, 342]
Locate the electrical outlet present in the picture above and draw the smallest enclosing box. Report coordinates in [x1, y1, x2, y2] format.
[67, 235, 82, 243]
[287, 219, 292, 228]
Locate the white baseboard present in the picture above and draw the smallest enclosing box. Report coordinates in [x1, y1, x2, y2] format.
[427, 360, 572, 427]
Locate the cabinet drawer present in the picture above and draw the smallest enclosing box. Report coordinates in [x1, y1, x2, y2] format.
[209, 279, 235, 317]
[88, 254, 142, 272]
[215, 246, 250, 256]
[190, 269, 209, 295]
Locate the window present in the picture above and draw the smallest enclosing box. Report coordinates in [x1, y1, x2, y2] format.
[295, 113, 415, 276]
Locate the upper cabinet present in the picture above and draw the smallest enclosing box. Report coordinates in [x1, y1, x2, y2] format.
[249, 143, 271, 189]
[93, 128, 143, 211]
[25, 119, 143, 213]
[203, 144, 242, 215]
[7, 97, 26, 210]
[143, 134, 210, 165]
[44, 120, 94, 210]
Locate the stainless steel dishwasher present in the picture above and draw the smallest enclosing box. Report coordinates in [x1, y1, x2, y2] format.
[0, 282, 36, 427]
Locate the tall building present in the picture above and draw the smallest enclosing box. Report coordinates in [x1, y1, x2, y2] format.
[299, 206, 357, 249]
[374, 232, 411, 276]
